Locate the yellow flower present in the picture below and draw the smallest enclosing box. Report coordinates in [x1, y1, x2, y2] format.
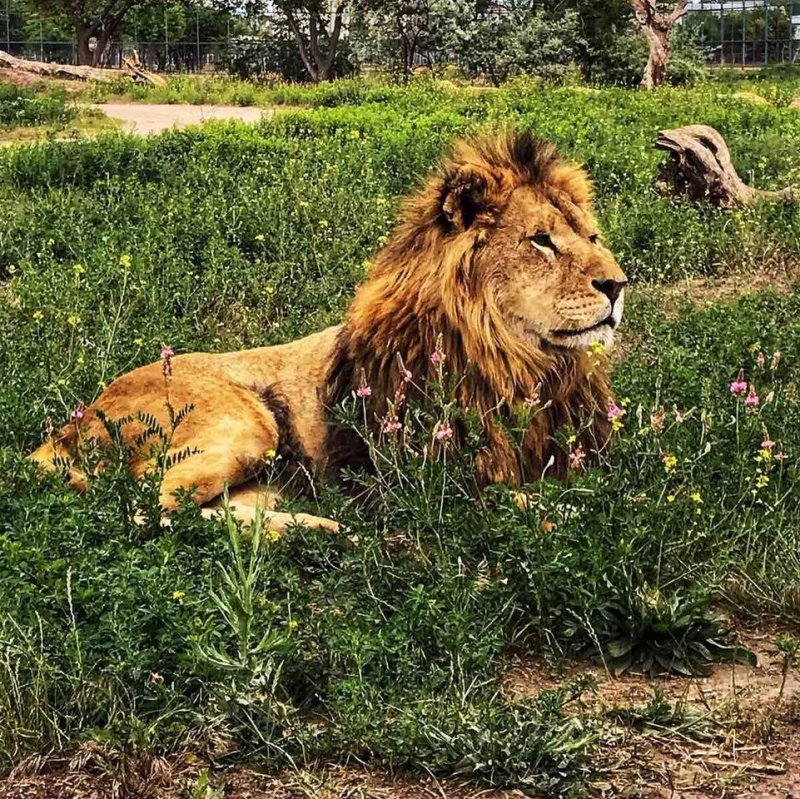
[267, 529, 282, 542]
[756, 473, 770, 489]
[264, 285, 275, 295]
[319, 219, 329, 229]
[255, 234, 265, 242]
[611, 418, 623, 432]
[663, 454, 678, 473]
[566, 434, 577, 445]
[667, 494, 676, 503]
[588, 341, 605, 356]
[265, 449, 277, 459]
[32, 310, 44, 321]
[757, 448, 772, 463]
[288, 619, 299, 630]
[72, 263, 85, 275]
[119, 254, 132, 268]
[133, 337, 144, 347]
[67, 314, 80, 326]
[172, 590, 185, 602]
[690, 491, 702, 504]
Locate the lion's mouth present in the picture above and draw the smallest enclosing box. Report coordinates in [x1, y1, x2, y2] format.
[551, 316, 616, 339]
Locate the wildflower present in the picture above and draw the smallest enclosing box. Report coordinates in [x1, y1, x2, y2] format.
[356, 369, 372, 398]
[730, 369, 748, 396]
[265, 449, 277, 459]
[264, 285, 275, 295]
[569, 443, 586, 471]
[756, 351, 766, 368]
[690, 491, 703, 504]
[160, 343, 174, 380]
[401, 368, 413, 383]
[44, 416, 54, 438]
[650, 406, 666, 431]
[72, 263, 85, 275]
[319, 219, 329, 229]
[133, 337, 144, 347]
[523, 385, 542, 408]
[667, 494, 676, 503]
[288, 619, 299, 630]
[588, 341, 605, 356]
[761, 437, 775, 450]
[772, 351, 782, 370]
[435, 420, 453, 442]
[67, 314, 80, 326]
[431, 346, 446, 366]
[673, 406, 685, 424]
[382, 414, 402, 435]
[255, 233, 265, 242]
[70, 402, 86, 422]
[267, 529, 282, 542]
[775, 451, 788, 463]
[744, 385, 760, 409]
[607, 400, 625, 431]
[149, 672, 164, 686]
[172, 590, 185, 602]
[663, 453, 678, 473]
[32, 310, 43, 322]
[119, 254, 132, 268]
[755, 473, 770, 489]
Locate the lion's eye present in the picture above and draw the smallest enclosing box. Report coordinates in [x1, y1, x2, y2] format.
[589, 233, 600, 245]
[529, 232, 557, 253]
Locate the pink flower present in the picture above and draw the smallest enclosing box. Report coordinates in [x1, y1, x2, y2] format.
[382, 415, 402, 435]
[730, 369, 748, 396]
[756, 352, 766, 368]
[356, 369, 372, 398]
[775, 452, 788, 462]
[70, 402, 86, 422]
[569, 444, 586, 471]
[744, 386, 760, 408]
[402, 368, 413, 383]
[607, 400, 624, 421]
[761, 437, 775, 450]
[430, 346, 446, 366]
[435, 420, 453, 442]
[161, 343, 174, 380]
[650, 407, 666, 431]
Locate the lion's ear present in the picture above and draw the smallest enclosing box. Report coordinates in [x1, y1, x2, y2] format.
[441, 164, 497, 231]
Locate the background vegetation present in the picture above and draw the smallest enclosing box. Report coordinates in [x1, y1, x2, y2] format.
[1, 73, 800, 793]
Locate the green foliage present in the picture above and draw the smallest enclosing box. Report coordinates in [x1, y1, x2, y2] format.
[2, 75, 800, 789]
[0, 84, 76, 129]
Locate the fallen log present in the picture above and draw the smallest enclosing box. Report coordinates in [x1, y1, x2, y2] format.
[654, 124, 798, 209]
[0, 49, 165, 87]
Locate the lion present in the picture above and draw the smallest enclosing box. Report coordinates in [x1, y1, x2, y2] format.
[30, 131, 627, 531]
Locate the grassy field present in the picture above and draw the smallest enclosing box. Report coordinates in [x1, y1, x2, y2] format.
[2, 74, 800, 795]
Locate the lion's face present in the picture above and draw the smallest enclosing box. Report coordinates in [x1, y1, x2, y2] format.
[480, 184, 627, 351]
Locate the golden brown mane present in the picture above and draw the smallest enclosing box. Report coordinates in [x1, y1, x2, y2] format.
[325, 131, 613, 485]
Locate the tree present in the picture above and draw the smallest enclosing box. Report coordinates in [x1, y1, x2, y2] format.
[33, 0, 156, 65]
[629, 0, 689, 88]
[273, 0, 348, 81]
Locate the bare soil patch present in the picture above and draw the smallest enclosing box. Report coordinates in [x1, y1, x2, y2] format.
[88, 103, 269, 135]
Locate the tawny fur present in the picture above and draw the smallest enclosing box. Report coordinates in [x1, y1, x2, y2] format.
[30, 131, 627, 529]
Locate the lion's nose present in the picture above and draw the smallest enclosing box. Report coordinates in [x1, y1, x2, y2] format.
[592, 278, 628, 307]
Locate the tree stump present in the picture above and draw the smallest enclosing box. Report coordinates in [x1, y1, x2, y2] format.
[654, 125, 798, 209]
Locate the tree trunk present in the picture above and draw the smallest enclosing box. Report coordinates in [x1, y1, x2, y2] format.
[630, 0, 689, 90]
[76, 26, 95, 66]
[654, 125, 799, 208]
[641, 26, 669, 89]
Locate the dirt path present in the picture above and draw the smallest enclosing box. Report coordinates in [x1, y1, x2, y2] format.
[88, 102, 269, 135]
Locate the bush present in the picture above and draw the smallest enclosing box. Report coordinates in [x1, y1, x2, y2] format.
[0, 84, 77, 129]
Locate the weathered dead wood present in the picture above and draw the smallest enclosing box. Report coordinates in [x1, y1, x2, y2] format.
[654, 124, 799, 209]
[0, 49, 164, 87]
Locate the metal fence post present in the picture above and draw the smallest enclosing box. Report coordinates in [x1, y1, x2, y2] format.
[5, 0, 10, 52]
[720, 1, 726, 64]
[196, 8, 200, 70]
[765, 0, 769, 64]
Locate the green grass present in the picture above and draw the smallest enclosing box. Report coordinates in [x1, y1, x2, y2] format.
[0, 83, 77, 129]
[1, 75, 800, 793]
